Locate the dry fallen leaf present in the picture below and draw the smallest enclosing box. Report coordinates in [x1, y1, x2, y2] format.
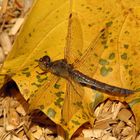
[0, 0, 140, 139]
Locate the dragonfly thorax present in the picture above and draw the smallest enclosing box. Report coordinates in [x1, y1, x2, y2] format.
[38, 55, 73, 79]
[50, 59, 73, 79]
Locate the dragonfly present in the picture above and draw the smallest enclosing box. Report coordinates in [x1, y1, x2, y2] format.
[38, 55, 134, 96]
[35, 12, 135, 133]
[38, 13, 134, 97]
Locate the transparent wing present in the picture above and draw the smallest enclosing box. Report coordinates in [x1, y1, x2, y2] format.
[29, 74, 66, 120]
[64, 12, 83, 64]
[61, 79, 85, 124]
[74, 27, 109, 78]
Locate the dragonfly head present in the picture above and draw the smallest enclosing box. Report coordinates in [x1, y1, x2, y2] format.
[38, 55, 51, 71]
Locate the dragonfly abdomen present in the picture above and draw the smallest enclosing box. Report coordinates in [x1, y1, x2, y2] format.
[70, 70, 134, 96]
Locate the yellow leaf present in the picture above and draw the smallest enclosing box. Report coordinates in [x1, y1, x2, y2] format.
[1, 0, 140, 139]
[2, 0, 70, 74]
[2, 0, 70, 100]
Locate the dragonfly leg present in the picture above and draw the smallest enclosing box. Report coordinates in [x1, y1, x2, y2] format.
[36, 71, 47, 75]
[69, 80, 82, 98]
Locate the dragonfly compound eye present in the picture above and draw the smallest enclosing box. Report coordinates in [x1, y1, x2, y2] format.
[38, 55, 51, 71]
[39, 55, 50, 63]
[43, 55, 50, 62]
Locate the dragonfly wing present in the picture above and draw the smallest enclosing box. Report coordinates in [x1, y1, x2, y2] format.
[61, 80, 84, 122]
[29, 74, 66, 123]
[64, 12, 83, 64]
[74, 27, 109, 78]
